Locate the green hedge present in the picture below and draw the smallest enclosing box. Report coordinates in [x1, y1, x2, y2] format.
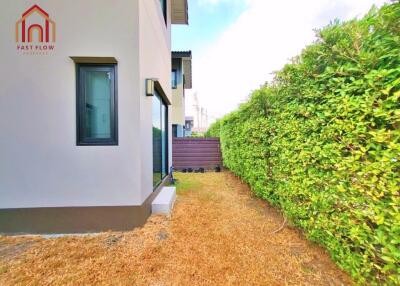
[204, 120, 221, 138]
[209, 3, 399, 285]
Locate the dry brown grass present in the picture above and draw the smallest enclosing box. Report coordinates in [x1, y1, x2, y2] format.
[0, 172, 352, 285]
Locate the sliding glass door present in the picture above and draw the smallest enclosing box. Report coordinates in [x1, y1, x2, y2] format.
[161, 104, 167, 179]
[152, 91, 168, 188]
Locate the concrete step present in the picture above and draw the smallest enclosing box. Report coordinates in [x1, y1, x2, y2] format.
[152, 186, 176, 215]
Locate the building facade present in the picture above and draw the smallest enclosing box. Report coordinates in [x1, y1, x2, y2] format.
[171, 51, 192, 137]
[0, 0, 188, 234]
[185, 91, 210, 135]
[185, 116, 194, 137]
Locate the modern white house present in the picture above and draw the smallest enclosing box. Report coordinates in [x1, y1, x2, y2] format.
[0, 0, 188, 234]
[171, 51, 192, 137]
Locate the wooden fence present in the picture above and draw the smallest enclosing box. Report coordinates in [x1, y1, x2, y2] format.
[172, 138, 222, 170]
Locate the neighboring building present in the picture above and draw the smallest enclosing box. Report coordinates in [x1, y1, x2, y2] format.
[185, 116, 194, 137]
[0, 0, 189, 234]
[185, 91, 210, 133]
[171, 51, 192, 137]
[196, 107, 209, 133]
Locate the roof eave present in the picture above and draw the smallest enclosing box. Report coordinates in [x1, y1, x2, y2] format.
[172, 51, 192, 59]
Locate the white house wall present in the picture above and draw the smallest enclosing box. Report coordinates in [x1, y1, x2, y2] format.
[138, 0, 173, 202]
[0, 0, 143, 208]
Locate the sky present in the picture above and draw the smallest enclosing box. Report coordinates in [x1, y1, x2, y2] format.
[172, 0, 389, 124]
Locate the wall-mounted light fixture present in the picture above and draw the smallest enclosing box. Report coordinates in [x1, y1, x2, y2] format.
[145, 78, 172, 105]
[146, 78, 157, 96]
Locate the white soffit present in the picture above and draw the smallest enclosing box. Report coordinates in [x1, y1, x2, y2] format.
[171, 0, 188, 25]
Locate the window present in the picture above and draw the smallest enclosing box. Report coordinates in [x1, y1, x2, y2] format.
[153, 90, 168, 188]
[185, 120, 193, 130]
[159, 0, 167, 24]
[76, 64, 118, 146]
[172, 124, 178, 137]
[171, 69, 177, 89]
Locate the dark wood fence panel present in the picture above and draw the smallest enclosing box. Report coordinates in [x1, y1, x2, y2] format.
[172, 138, 222, 170]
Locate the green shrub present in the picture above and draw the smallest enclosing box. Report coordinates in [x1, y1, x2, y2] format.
[205, 120, 221, 137]
[190, 131, 205, 138]
[210, 3, 400, 285]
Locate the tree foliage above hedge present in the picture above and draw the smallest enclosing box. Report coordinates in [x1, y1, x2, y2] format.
[208, 3, 400, 284]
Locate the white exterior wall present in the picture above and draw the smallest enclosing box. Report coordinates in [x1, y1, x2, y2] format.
[0, 0, 172, 209]
[138, 0, 173, 201]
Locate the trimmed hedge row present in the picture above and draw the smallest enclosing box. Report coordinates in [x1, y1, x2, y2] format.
[207, 3, 399, 285]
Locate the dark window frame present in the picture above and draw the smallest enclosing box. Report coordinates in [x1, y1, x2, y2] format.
[171, 69, 177, 89]
[161, 99, 169, 179]
[76, 64, 118, 146]
[160, 0, 167, 25]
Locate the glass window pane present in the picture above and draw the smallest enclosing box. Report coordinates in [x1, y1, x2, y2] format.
[159, 0, 166, 21]
[77, 65, 117, 146]
[171, 70, 177, 88]
[153, 94, 162, 187]
[172, 125, 178, 137]
[84, 70, 112, 139]
[152, 91, 168, 188]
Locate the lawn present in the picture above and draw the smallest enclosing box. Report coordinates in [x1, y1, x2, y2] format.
[0, 172, 352, 285]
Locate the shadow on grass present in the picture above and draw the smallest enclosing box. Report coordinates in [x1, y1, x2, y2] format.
[172, 173, 225, 204]
[173, 173, 203, 195]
